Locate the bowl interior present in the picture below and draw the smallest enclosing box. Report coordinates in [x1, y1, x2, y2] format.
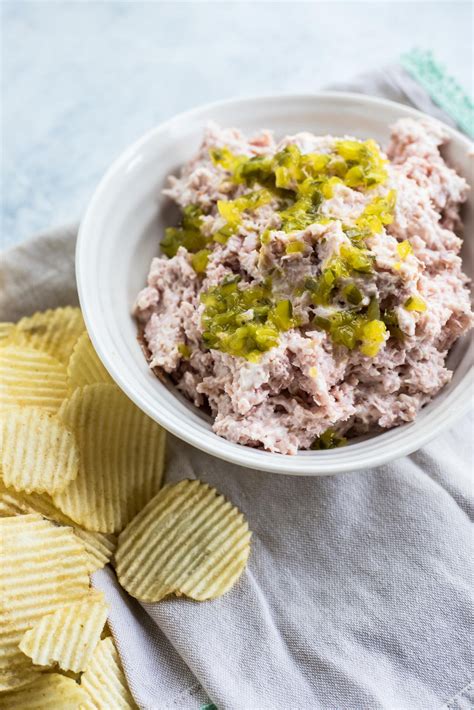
[77, 93, 473, 475]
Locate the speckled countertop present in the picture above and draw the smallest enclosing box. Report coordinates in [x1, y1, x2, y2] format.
[2, 1, 472, 249]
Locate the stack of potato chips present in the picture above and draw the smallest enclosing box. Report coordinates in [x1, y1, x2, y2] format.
[0, 307, 251, 708]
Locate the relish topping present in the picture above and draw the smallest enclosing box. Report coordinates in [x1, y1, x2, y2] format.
[165, 136, 403, 361]
[311, 428, 347, 450]
[201, 277, 296, 361]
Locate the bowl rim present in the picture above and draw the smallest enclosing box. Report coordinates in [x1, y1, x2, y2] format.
[77, 91, 474, 475]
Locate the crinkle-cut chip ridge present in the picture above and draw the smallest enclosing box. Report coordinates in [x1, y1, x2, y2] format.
[53, 383, 166, 533]
[80, 637, 137, 710]
[0, 407, 79, 495]
[0, 346, 68, 413]
[4, 307, 85, 364]
[0, 480, 116, 573]
[19, 590, 108, 673]
[0, 514, 90, 692]
[115, 479, 251, 602]
[0, 673, 91, 709]
[0, 497, 20, 516]
[67, 331, 112, 390]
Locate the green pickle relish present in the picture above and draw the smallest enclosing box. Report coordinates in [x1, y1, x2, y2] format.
[166, 135, 399, 361]
[161, 205, 207, 258]
[311, 428, 347, 450]
[314, 310, 387, 357]
[200, 278, 296, 362]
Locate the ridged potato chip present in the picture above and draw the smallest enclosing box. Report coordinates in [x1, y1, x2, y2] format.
[115, 479, 251, 602]
[0, 497, 19, 516]
[0, 407, 79, 495]
[0, 628, 39, 693]
[0, 514, 90, 691]
[80, 637, 137, 710]
[0, 346, 68, 412]
[0, 323, 14, 342]
[4, 307, 85, 364]
[19, 590, 108, 673]
[53, 384, 166, 533]
[0, 673, 91, 709]
[67, 331, 112, 390]
[0, 480, 116, 573]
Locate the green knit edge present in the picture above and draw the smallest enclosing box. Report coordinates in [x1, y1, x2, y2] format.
[401, 49, 474, 138]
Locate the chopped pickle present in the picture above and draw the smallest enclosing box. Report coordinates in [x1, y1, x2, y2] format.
[215, 189, 273, 243]
[308, 269, 337, 306]
[335, 140, 365, 162]
[355, 190, 397, 234]
[273, 145, 304, 188]
[359, 319, 387, 357]
[269, 300, 294, 330]
[279, 184, 323, 232]
[300, 152, 331, 176]
[162, 138, 397, 361]
[339, 244, 374, 273]
[327, 156, 348, 179]
[207, 137, 392, 245]
[260, 228, 271, 245]
[237, 155, 275, 186]
[191, 249, 210, 274]
[210, 137, 389, 197]
[342, 283, 363, 305]
[161, 205, 208, 257]
[306, 243, 373, 307]
[382, 309, 403, 340]
[335, 139, 388, 189]
[404, 295, 427, 312]
[213, 223, 235, 244]
[201, 279, 296, 361]
[311, 428, 347, 450]
[314, 309, 386, 356]
[177, 343, 191, 358]
[397, 240, 413, 259]
[217, 189, 272, 227]
[322, 176, 344, 199]
[366, 296, 381, 321]
[285, 241, 306, 254]
[210, 147, 247, 174]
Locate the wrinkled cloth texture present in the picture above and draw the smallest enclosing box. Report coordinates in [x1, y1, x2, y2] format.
[1, 66, 472, 710]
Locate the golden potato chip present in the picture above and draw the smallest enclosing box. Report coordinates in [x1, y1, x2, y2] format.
[0, 407, 79, 495]
[0, 514, 90, 691]
[0, 323, 14, 342]
[5, 307, 85, 364]
[57, 668, 82, 682]
[75, 529, 117, 574]
[115, 479, 251, 602]
[0, 630, 40, 693]
[0, 673, 91, 709]
[67, 331, 112, 390]
[53, 384, 166, 533]
[101, 622, 113, 639]
[80, 637, 137, 710]
[0, 480, 116, 573]
[0, 497, 19, 516]
[19, 590, 108, 673]
[0, 346, 68, 412]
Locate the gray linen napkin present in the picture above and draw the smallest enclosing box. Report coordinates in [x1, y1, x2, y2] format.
[1, 67, 472, 710]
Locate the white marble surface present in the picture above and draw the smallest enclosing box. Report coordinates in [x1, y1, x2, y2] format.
[2, 1, 472, 249]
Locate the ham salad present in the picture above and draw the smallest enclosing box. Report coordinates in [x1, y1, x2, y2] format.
[135, 118, 473, 454]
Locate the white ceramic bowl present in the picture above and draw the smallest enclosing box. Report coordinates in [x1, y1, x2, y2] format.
[77, 93, 473, 475]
